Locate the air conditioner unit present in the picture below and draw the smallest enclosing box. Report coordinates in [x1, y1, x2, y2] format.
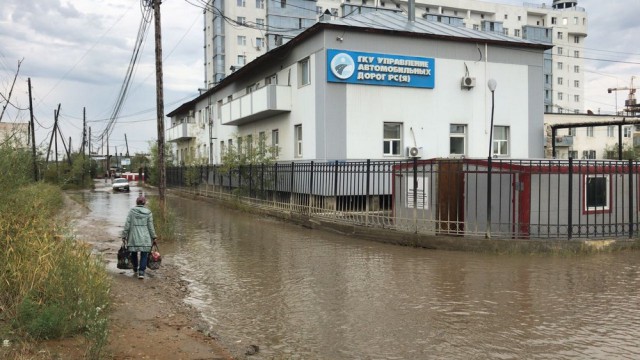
[407, 146, 423, 158]
[461, 76, 476, 89]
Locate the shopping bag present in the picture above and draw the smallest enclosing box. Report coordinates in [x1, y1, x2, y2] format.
[147, 243, 162, 270]
[117, 240, 133, 269]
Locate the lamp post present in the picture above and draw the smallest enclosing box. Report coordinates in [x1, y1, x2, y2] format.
[486, 79, 497, 239]
[487, 79, 497, 157]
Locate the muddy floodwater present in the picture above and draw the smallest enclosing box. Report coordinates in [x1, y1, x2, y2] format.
[83, 184, 640, 359]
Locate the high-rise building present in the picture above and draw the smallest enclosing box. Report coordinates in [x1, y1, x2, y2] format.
[203, 0, 587, 113]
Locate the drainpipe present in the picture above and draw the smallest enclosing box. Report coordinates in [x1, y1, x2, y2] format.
[408, 0, 415, 22]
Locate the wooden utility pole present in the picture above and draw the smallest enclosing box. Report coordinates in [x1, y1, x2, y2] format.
[82, 107, 86, 184]
[124, 133, 130, 157]
[54, 106, 59, 176]
[153, 0, 166, 207]
[28, 78, 37, 181]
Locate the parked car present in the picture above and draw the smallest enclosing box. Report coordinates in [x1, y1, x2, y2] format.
[112, 178, 130, 192]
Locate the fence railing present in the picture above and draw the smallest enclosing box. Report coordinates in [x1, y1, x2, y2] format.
[166, 158, 639, 240]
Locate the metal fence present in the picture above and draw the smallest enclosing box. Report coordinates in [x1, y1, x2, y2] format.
[166, 158, 639, 240]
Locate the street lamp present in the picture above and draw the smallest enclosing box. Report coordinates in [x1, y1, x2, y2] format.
[486, 79, 497, 239]
[487, 79, 497, 157]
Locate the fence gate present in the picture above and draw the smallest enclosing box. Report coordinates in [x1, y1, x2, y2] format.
[437, 160, 465, 234]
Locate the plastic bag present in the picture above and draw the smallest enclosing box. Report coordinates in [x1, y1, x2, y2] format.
[117, 240, 133, 269]
[147, 243, 162, 270]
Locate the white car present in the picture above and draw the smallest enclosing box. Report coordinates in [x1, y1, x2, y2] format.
[112, 178, 130, 192]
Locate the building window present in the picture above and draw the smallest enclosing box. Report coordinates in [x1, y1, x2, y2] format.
[299, 57, 310, 86]
[383, 123, 402, 156]
[220, 141, 225, 157]
[503, 28, 509, 36]
[237, 36, 246, 46]
[514, 29, 520, 37]
[265, 73, 277, 85]
[569, 128, 576, 136]
[294, 125, 302, 157]
[586, 127, 594, 137]
[557, 31, 563, 40]
[256, 18, 264, 29]
[557, 47, 563, 55]
[237, 0, 245, 6]
[517, 15, 521, 21]
[246, 134, 253, 154]
[557, 77, 563, 85]
[316, 6, 322, 14]
[558, 92, 563, 101]
[449, 124, 466, 156]
[493, 126, 509, 156]
[258, 131, 266, 155]
[569, 150, 578, 159]
[237, 16, 246, 25]
[237, 136, 243, 154]
[545, 75, 550, 84]
[256, 37, 264, 49]
[574, 36, 580, 44]
[607, 126, 615, 137]
[574, 65, 580, 73]
[551, 17, 557, 24]
[624, 126, 632, 138]
[574, 80, 580, 88]
[271, 129, 279, 157]
[473, 24, 479, 31]
[280, 0, 286, 8]
[228, 139, 233, 151]
[237, 55, 246, 65]
[584, 175, 610, 212]
[504, 14, 508, 20]
[255, 0, 264, 8]
[574, 95, 580, 102]
[558, 62, 563, 70]
[574, 50, 580, 58]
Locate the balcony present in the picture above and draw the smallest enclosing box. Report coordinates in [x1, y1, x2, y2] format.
[221, 84, 291, 126]
[166, 121, 199, 142]
[554, 136, 573, 147]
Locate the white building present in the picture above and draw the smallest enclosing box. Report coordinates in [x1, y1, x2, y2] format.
[203, 0, 587, 114]
[0, 122, 29, 148]
[168, 11, 551, 164]
[544, 113, 640, 159]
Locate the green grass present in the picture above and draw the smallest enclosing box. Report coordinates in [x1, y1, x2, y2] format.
[0, 182, 110, 358]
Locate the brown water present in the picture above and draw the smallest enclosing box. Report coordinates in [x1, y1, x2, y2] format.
[83, 185, 640, 359]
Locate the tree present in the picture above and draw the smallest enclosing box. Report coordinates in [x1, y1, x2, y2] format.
[219, 133, 278, 197]
[602, 143, 640, 160]
[148, 141, 172, 186]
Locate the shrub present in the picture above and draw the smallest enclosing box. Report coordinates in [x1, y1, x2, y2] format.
[0, 182, 110, 354]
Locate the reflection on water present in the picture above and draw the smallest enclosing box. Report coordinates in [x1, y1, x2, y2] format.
[165, 197, 640, 359]
[84, 188, 640, 359]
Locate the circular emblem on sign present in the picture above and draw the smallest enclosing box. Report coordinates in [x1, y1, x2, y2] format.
[330, 53, 355, 80]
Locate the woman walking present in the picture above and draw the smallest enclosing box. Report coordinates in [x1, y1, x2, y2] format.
[122, 195, 157, 279]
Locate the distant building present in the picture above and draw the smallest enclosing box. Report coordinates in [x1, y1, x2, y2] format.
[544, 113, 640, 159]
[169, 11, 551, 164]
[0, 122, 29, 148]
[203, 0, 587, 114]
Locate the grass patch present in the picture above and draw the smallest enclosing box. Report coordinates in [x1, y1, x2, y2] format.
[0, 183, 110, 358]
[147, 197, 177, 242]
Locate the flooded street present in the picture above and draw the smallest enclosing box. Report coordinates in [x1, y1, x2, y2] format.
[84, 183, 640, 359]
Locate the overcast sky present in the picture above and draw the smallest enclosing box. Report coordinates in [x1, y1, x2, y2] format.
[1, 0, 639, 156]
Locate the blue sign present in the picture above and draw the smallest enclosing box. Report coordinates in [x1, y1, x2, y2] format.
[327, 49, 435, 88]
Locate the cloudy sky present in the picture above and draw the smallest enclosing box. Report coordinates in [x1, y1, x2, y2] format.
[1, 0, 639, 156]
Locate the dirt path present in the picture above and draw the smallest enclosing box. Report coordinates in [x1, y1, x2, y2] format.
[40, 192, 240, 360]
